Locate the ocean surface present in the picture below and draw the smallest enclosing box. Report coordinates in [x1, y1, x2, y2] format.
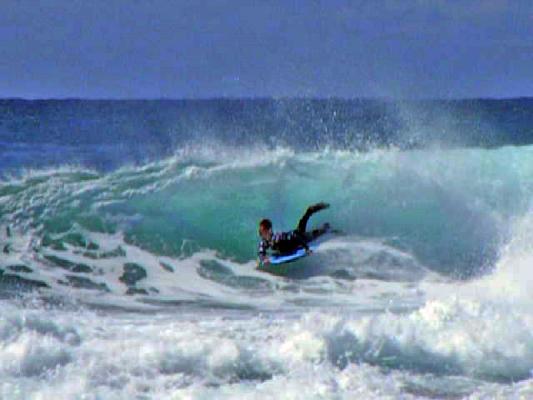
[0, 98, 532, 399]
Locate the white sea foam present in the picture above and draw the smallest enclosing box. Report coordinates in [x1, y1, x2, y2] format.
[0, 300, 530, 400]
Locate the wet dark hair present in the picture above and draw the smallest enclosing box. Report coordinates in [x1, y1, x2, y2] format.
[259, 218, 272, 230]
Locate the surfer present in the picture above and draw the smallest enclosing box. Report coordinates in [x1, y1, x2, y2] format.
[258, 202, 330, 266]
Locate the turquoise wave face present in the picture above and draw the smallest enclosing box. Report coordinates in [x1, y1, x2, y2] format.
[1, 145, 533, 279]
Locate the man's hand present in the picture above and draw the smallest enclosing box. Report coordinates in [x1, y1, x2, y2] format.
[305, 248, 313, 255]
[263, 257, 271, 266]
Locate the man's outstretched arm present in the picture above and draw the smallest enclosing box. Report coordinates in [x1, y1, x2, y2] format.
[258, 240, 270, 265]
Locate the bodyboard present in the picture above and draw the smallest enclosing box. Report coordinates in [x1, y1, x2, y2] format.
[269, 245, 317, 265]
[257, 245, 317, 276]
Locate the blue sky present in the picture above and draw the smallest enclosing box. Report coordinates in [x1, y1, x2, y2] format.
[1, 0, 532, 98]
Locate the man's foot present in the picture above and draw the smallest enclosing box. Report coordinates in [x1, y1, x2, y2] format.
[310, 223, 331, 239]
[308, 202, 330, 213]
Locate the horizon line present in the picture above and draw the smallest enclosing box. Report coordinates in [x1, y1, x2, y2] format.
[1, 95, 532, 102]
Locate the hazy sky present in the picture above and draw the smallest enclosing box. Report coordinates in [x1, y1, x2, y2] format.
[1, 0, 532, 99]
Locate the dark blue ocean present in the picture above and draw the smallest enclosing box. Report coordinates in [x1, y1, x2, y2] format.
[0, 98, 532, 399]
[2, 98, 533, 172]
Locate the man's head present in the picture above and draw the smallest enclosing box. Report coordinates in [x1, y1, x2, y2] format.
[258, 218, 273, 240]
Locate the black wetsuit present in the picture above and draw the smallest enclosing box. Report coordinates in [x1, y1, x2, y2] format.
[258, 205, 329, 262]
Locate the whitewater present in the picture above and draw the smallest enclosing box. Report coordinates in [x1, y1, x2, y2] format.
[1, 100, 533, 399]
